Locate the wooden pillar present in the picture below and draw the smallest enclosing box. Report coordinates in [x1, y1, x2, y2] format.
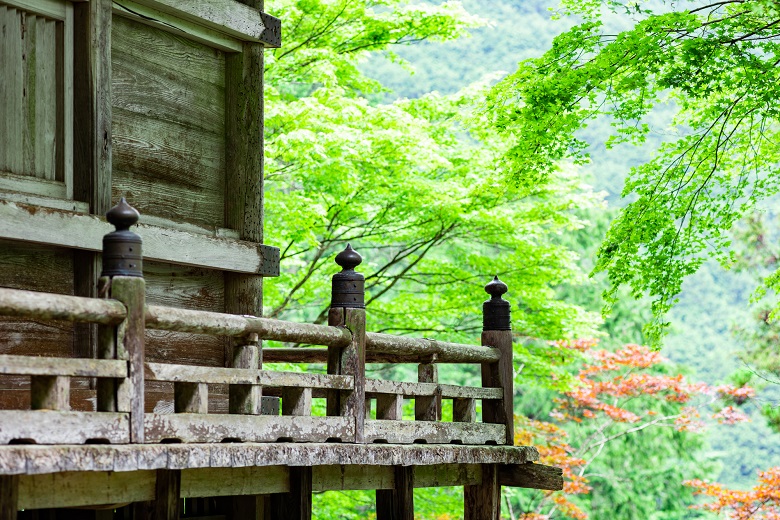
[464, 464, 500, 520]
[327, 245, 366, 443]
[134, 470, 181, 520]
[480, 277, 514, 446]
[376, 466, 414, 520]
[0, 475, 18, 520]
[270, 467, 312, 520]
[72, 0, 112, 361]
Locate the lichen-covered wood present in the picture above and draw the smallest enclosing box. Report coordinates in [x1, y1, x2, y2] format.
[365, 379, 501, 400]
[498, 463, 564, 491]
[0, 410, 130, 444]
[364, 420, 505, 445]
[366, 333, 500, 363]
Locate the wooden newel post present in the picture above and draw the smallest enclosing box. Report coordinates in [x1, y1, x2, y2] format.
[480, 276, 514, 445]
[327, 244, 366, 444]
[98, 198, 146, 443]
[465, 276, 514, 520]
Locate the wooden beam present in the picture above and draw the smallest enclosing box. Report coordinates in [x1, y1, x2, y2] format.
[464, 464, 499, 520]
[0, 475, 18, 520]
[0, 410, 130, 444]
[154, 469, 181, 520]
[0, 443, 539, 475]
[376, 466, 413, 520]
[270, 466, 312, 520]
[367, 334, 500, 363]
[498, 463, 563, 491]
[366, 380, 501, 400]
[363, 420, 504, 445]
[145, 362, 352, 389]
[481, 330, 514, 445]
[0, 354, 126, 378]
[0, 200, 280, 275]
[126, 0, 280, 46]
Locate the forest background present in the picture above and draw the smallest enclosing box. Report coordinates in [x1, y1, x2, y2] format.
[261, 0, 780, 517]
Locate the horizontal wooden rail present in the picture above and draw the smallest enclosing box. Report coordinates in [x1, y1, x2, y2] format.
[145, 305, 352, 347]
[366, 333, 501, 363]
[0, 287, 126, 325]
[365, 380, 502, 400]
[0, 355, 127, 378]
[145, 362, 353, 390]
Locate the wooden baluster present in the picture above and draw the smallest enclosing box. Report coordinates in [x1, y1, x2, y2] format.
[30, 376, 69, 411]
[453, 397, 476, 423]
[376, 393, 403, 421]
[376, 466, 414, 520]
[415, 356, 440, 421]
[282, 387, 312, 417]
[327, 245, 366, 443]
[229, 333, 263, 415]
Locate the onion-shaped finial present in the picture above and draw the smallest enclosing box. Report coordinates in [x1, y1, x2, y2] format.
[484, 275, 508, 299]
[335, 243, 362, 271]
[106, 197, 140, 232]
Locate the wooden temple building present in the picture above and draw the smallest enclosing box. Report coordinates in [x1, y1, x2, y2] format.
[0, 0, 562, 517]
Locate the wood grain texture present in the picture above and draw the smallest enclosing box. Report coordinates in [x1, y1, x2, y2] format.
[174, 383, 208, 414]
[0, 287, 126, 325]
[112, 16, 225, 229]
[366, 334, 500, 363]
[375, 394, 402, 421]
[18, 470, 155, 509]
[0, 443, 538, 476]
[464, 464, 499, 520]
[30, 376, 69, 411]
[365, 380, 501, 400]
[270, 466, 311, 520]
[0, 410, 129, 444]
[143, 414, 354, 443]
[145, 362, 352, 390]
[376, 466, 413, 520]
[0, 474, 17, 520]
[229, 342, 261, 415]
[481, 330, 514, 445]
[111, 276, 146, 443]
[0, 201, 278, 274]
[0, 354, 125, 378]
[182, 466, 287, 497]
[415, 363, 439, 422]
[452, 398, 476, 423]
[73, 0, 112, 214]
[282, 387, 312, 417]
[364, 420, 504, 445]
[498, 463, 563, 491]
[153, 469, 181, 520]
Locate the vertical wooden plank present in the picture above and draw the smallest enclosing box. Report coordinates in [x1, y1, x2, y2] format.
[326, 307, 345, 418]
[224, 0, 264, 361]
[0, 475, 19, 520]
[22, 15, 36, 176]
[270, 467, 311, 520]
[376, 394, 402, 420]
[415, 363, 440, 422]
[453, 398, 476, 423]
[0, 6, 9, 173]
[464, 464, 499, 520]
[376, 466, 414, 520]
[35, 18, 56, 180]
[174, 383, 208, 414]
[96, 280, 118, 412]
[30, 376, 70, 410]
[481, 330, 514, 445]
[72, 0, 111, 212]
[73, 0, 112, 380]
[112, 276, 146, 443]
[6, 8, 24, 175]
[154, 469, 181, 520]
[344, 307, 366, 442]
[59, 4, 74, 193]
[282, 387, 312, 416]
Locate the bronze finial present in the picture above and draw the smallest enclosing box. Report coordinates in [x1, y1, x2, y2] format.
[101, 198, 143, 278]
[483, 275, 511, 331]
[331, 244, 365, 309]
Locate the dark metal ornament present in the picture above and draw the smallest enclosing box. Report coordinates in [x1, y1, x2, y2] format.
[483, 276, 511, 331]
[101, 198, 143, 278]
[331, 244, 365, 309]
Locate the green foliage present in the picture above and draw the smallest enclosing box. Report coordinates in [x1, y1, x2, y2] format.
[486, 0, 780, 343]
[264, 0, 603, 345]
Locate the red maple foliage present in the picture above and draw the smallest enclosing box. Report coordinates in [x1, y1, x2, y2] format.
[512, 339, 753, 519]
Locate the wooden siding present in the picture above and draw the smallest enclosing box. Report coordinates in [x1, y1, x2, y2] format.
[0, 5, 63, 183]
[111, 15, 226, 229]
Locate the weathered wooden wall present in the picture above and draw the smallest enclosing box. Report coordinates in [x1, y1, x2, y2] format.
[111, 16, 226, 229]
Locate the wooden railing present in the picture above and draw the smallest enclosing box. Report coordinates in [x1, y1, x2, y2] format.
[0, 200, 515, 448]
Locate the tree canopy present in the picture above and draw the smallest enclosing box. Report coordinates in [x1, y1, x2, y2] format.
[486, 0, 780, 342]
